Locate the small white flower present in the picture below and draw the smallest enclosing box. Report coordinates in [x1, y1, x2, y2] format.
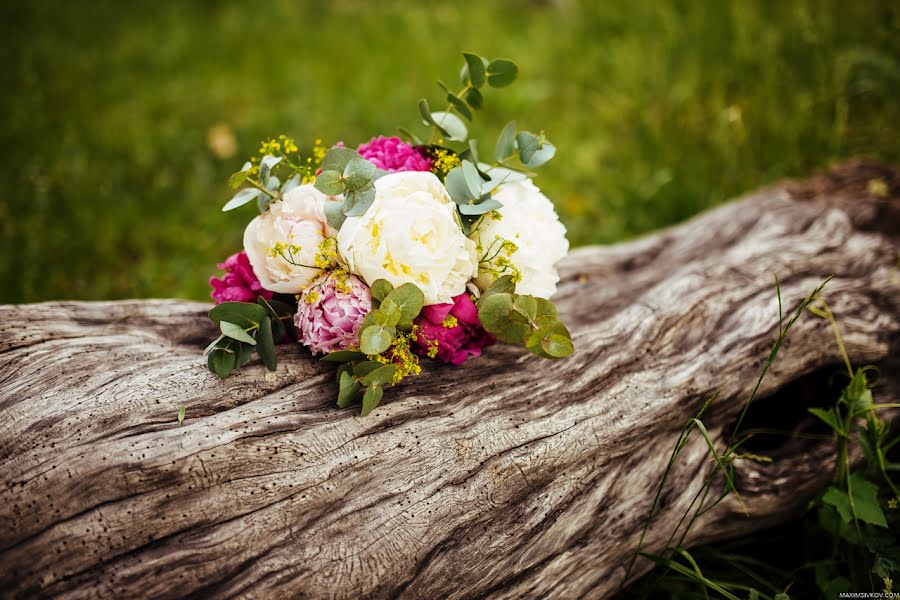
[337, 171, 478, 305]
[243, 184, 337, 294]
[471, 178, 569, 299]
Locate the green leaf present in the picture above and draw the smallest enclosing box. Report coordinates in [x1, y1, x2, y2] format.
[447, 93, 473, 121]
[314, 170, 345, 196]
[513, 294, 538, 321]
[462, 52, 486, 88]
[370, 279, 394, 304]
[337, 371, 360, 409]
[177, 405, 186, 426]
[208, 348, 235, 379]
[324, 200, 347, 230]
[321, 350, 367, 363]
[343, 186, 376, 217]
[362, 364, 397, 387]
[458, 198, 502, 215]
[533, 297, 559, 326]
[478, 292, 531, 344]
[397, 127, 423, 145]
[461, 160, 483, 197]
[209, 302, 266, 327]
[431, 111, 468, 141]
[343, 158, 377, 190]
[353, 361, 383, 378]
[259, 155, 282, 182]
[479, 275, 516, 305]
[361, 384, 384, 416]
[321, 147, 362, 173]
[220, 321, 257, 345]
[526, 323, 574, 359]
[256, 316, 276, 371]
[822, 473, 888, 527]
[281, 174, 301, 195]
[256, 297, 286, 342]
[383, 283, 425, 330]
[203, 333, 225, 356]
[418, 98, 435, 126]
[516, 131, 555, 168]
[375, 299, 402, 327]
[444, 166, 475, 205]
[486, 59, 518, 87]
[228, 168, 252, 190]
[465, 88, 484, 110]
[222, 187, 262, 212]
[808, 407, 845, 435]
[360, 325, 396, 355]
[236, 340, 253, 367]
[773, 594, 791, 600]
[494, 121, 517, 162]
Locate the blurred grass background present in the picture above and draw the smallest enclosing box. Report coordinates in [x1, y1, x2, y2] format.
[1, 0, 898, 303]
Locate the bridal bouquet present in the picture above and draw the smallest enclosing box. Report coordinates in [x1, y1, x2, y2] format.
[205, 53, 573, 415]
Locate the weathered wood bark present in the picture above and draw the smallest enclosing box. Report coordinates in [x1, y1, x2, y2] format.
[1, 161, 898, 599]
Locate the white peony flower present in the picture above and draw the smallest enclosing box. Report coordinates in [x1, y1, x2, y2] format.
[337, 171, 478, 305]
[243, 184, 338, 294]
[471, 178, 569, 299]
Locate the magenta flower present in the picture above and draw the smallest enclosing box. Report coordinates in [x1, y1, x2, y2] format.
[413, 293, 495, 365]
[210, 251, 273, 304]
[357, 136, 431, 173]
[296, 272, 372, 355]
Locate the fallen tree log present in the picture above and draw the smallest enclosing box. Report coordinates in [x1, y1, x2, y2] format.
[0, 160, 898, 599]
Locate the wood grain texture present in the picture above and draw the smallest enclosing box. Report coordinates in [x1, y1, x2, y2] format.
[0, 161, 898, 599]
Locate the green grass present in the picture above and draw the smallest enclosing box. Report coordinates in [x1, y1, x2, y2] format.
[1, 0, 898, 303]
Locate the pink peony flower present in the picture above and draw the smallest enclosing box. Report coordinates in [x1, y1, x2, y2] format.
[413, 293, 495, 365]
[295, 272, 372, 355]
[210, 251, 273, 304]
[357, 136, 431, 173]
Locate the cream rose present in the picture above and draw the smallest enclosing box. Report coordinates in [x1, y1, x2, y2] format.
[471, 178, 569, 299]
[243, 184, 337, 294]
[337, 171, 478, 305]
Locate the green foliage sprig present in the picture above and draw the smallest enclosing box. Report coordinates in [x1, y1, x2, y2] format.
[313, 147, 386, 230]
[319, 279, 426, 415]
[477, 275, 574, 359]
[222, 136, 324, 213]
[204, 297, 296, 378]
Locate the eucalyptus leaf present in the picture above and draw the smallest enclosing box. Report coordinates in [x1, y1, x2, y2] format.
[444, 166, 474, 205]
[465, 88, 484, 110]
[362, 364, 397, 387]
[209, 302, 266, 327]
[353, 361, 384, 379]
[458, 198, 503, 215]
[461, 160, 484, 197]
[486, 59, 519, 87]
[236, 340, 253, 367]
[447, 93, 473, 121]
[462, 52, 486, 88]
[256, 296, 286, 342]
[513, 295, 538, 322]
[337, 371, 360, 409]
[343, 186, 376, 217]
[375, 299, 402, 327]
[259, 155, 282, 182]
[516, 131, 540, 163]
[321, 147, 362, 173]
[203, 333, 226, 356]
[324, 200, 347, 230]
[494, 121, 517, 162]
[314, 170, 346, 196]
[418, 98, 435, 126]
[208, 348, 235, 379]
[343, 158, 377, 190]
[479, 275, 516, 305]
[281, 174, 301, 195]
[477, 292, 531, 344]
[383, 283, 425, 329]
[431, 111, 468, 141]
[320, 350, 367, 363]
[526, 323, 574, 359]
[256, 316, 276, 370]
[370, 279, 394, 304]
[360, 325, 396, 355]
[220, 321, 257, 345]
[523, 142, 556, 168]
[222, 187, 262, 212]
[361, 384, 384, 416]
